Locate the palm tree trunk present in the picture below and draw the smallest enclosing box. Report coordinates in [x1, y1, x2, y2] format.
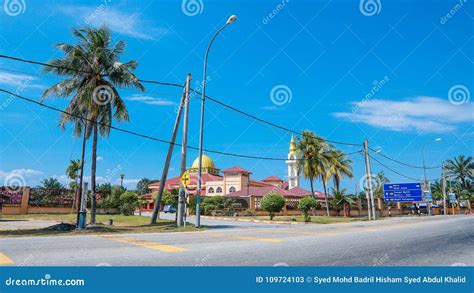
[309, 179, 315, 199]
[90, 122, 98, 224]
[321, 175, 330, 217]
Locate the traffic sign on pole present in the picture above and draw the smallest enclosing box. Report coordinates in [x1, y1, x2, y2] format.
[180, 171, 191, 188]
[383, 183, 423, 202]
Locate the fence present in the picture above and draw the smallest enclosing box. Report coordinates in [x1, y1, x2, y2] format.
[0, 186, 75, 215]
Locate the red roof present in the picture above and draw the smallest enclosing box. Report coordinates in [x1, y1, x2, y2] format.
[226, 185, 314, 198]
[262, 175, 283, 182]
[223, 166, 252, 174]
[148, 173, 223, 190]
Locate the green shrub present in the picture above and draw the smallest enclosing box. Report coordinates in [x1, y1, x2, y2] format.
[298, 196, 317, 222]
[201, 196, 225, 215]
[119, 191, 139, 216]
[260, 192, 285, 220]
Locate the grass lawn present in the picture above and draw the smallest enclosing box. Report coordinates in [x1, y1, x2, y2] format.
[0, 213, 198, 237]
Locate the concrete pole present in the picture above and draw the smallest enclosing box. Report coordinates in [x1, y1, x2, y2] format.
[363, 139, 376, 220]
[442, 162, 447, 215]
[150, 86, 186, 224]
[177, 73, 191, 227]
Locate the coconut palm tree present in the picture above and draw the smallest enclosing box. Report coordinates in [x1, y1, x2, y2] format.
[65, 159, 81, 189]
[296, 131, 333, 216]
[445, 155, 473, 190]
[42, 26, 144, 224]
[331, 188, 354, 217]
[39, 178, 65, 189]
[296, 131, 320, 199]
[327, 149, 353, 191]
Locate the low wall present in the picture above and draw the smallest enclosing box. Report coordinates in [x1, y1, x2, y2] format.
[1, 205, 74, 215]
[1, 205, 21, 215]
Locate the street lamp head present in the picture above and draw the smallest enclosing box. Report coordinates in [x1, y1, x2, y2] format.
[435, 138, 442, 142]
[226, 15, 237, 25]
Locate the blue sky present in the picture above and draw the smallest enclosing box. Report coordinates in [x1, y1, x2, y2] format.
[0, 0, 472, 192]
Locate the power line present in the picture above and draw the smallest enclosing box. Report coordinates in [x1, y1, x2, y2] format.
[369, 153, 422, 182]
[0, 54, 361, 147]
[369, 146, 441, 170]
[0, 67, 183, 98]
[0, 88, 362, 162]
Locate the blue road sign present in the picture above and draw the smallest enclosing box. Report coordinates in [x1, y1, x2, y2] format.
[424, 193, 433, 203]
[449, 193, 456, 202]
[383, 183, 423, 202]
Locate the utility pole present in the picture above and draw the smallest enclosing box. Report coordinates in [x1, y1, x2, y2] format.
[76, 100, 90, 227]
[177, 73, 191, 227]
[150, 84, 187, 224]
[442, 162, 447, 215]
[363, 139, 376, 220]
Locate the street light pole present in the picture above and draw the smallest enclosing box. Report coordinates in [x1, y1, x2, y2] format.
[196, 15, 237, 228]
[421, 138, 441, 215]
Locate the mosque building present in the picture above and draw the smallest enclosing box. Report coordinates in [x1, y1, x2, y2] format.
[147, 137, 326, 211]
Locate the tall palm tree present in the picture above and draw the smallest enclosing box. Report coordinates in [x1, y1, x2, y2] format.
[445, 155, 473, 190]
[296, 131, 320, 199]
[66, 159, 81, 189]
[327, 149, 353, 191]
[373, 171, 389, 199]
[42, 26, 144, 224]
[296, 131, 333, 216]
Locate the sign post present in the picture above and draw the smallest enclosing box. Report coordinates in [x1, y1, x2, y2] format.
[383, 183, 423, 202]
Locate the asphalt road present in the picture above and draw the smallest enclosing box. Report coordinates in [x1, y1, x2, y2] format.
[0, 215, 472, 266]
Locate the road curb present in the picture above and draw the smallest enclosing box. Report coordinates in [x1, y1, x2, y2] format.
[201, 216, 307, 225]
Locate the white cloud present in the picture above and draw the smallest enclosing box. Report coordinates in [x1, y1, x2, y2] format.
[97, 156, 104, 161]
[58, 5, 169, 40]
[127, 94, 175, 106]
[0, 72, 43, 89]
[333, 96, 474, 133]
[0, 169, 44, 186]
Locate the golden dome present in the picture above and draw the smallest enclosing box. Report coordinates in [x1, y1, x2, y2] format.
[191, 155, 215, 169]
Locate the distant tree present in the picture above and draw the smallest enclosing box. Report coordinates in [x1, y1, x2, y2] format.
[136, 178, 152, 195]
[39, 178, 65, 189]
[65, 159, 81, 189]
[260, 192, 285, 220]
[445, 155, 473, 190]
[331, 188, 354, 217]
[298, 196, 318, 222]
[137, 195, 148, 216]
[373, 171, 390, 199]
